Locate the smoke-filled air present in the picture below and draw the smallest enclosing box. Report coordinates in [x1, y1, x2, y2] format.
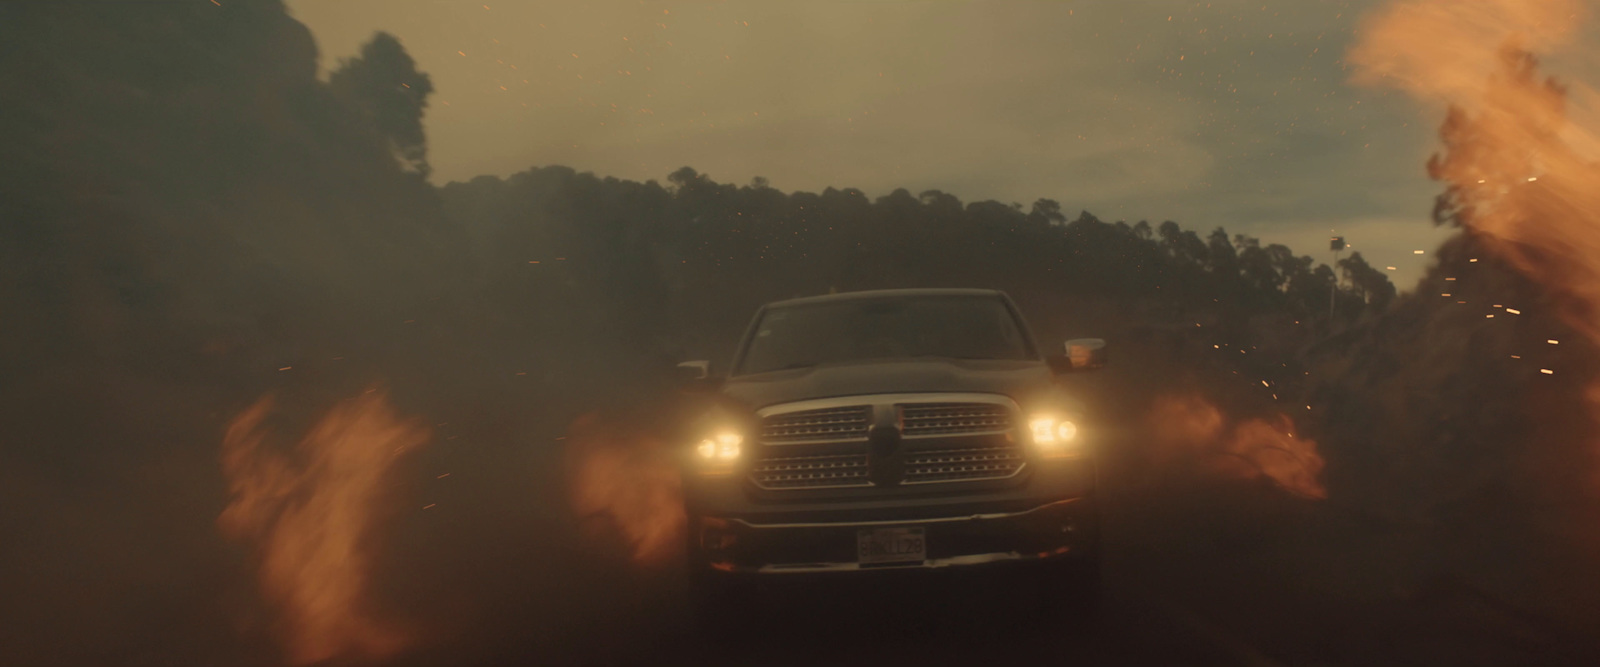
[3, 1, 1600, 665]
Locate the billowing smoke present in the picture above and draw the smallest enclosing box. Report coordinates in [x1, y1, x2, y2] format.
[1276, 0, 1600, 626]
[1351, 0, 1600, 343]
[565, 412, 686, 567]
[1150, 394, 1327, 500]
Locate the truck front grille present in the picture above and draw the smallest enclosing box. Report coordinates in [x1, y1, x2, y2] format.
[900, 403, 1011, 436]
[750, 453, 872, 489]
[760, 405, 871, 443]
[903, 445, 1026, 484]
[750, 395, 1027, 493]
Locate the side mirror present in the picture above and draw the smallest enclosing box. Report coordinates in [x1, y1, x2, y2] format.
[1064, 338, 1107, 371]
[676, 360, 711, 381]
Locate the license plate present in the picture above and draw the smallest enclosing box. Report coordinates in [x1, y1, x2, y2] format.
[856, 526, 926, 565]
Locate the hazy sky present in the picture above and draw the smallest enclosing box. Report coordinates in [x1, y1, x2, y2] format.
[287, 0, 1460, 289]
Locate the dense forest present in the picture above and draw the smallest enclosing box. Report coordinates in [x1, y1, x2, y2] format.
[440, 163, 1396, 375]
[3, 3, 1598, 665]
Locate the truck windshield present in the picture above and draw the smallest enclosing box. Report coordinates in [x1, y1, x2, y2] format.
[736, 295, 1033, 375]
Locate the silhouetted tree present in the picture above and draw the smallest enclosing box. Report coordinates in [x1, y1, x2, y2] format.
[330, 32, 435, 177]
[1338, 251, 1397, 312]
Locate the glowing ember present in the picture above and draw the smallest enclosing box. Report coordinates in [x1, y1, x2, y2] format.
[1150, 394, 1328, 500]
[566, 412, 685, 566]
[218, 389, 428, 665]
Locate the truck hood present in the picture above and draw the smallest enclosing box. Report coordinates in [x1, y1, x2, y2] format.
[719, 358, 1065, 411]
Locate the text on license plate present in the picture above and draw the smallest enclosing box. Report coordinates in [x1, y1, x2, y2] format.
[857, 527, 926, 564]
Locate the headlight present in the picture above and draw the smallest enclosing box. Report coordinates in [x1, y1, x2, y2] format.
[693, 431, 743, 474]
[1028, 415, 1082, 458]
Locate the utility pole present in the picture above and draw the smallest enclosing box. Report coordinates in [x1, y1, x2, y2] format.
[1329, 236, 1346, 321]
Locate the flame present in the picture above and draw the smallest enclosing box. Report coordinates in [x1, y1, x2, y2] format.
[219, 389, 428, 665]
[1150, 394, 1328, 500]
[565, 412, 685, 565]
[1351, 0, 1600, 343]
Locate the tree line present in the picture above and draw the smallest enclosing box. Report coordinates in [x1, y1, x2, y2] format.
[441, 164, 1397, 374]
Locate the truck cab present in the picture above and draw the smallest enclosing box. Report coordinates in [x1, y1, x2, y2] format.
[677, 288, 1105, 617]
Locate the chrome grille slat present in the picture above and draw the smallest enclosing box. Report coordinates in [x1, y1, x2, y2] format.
[900, 403, 1012, 437]
[761, 405, 871, 443]
[903, 445, 1026, 484]
[750, 453, 871, 489]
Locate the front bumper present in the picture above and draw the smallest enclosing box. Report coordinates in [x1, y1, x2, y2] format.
[691, 495, 1096, 575]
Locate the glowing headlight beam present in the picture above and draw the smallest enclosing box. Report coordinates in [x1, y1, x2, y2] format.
[695, 431, 743, 472]
[714, 432, 742, 460]
[1029, 416, 1081, 458]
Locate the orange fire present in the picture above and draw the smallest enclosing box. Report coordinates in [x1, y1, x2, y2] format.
[1351, 0, 1600, 343]
[565, 412, 686, 566]
[1150, 394, 1328, 500]
[219, 389, 428, 666]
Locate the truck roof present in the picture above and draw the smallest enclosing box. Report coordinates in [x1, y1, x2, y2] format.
[763, 288, 1006, 309]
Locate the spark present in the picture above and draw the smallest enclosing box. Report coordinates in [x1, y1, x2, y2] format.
[1469, 258, 1478, 262]
[1511, 355, 1522, 359]
[1548, 339, 1560, 345]
[278, 366, 292, 371]
[436, 473, 450, 479]
[1541, 369, 1555, 375]
[1386, 266, 1397, 270]
[458, 51, 466, 57]
[423, 504, 437, 510]
[1506, 308, 1521, 314]
[1413, 250, 1425, 254]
